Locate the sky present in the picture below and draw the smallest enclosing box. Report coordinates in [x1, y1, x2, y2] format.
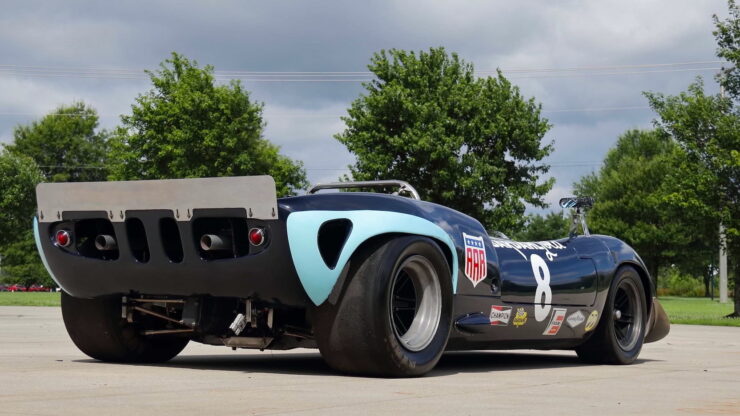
[0, 0, 730, 213]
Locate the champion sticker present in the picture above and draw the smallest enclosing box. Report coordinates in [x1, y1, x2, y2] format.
[489, 306, 512, 326]
[513, 307, 528, 327]
[543, 308, 567, 336]
[584, 310, 599, 332]
[463, 233, 487, 287]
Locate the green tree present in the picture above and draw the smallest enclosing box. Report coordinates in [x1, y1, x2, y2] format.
[714, 0, 740, 100]
[5, 102, 109, 182]
[646, 80, 740, 314]
[336, 47, 553, 233]
[573, 129, 699, 281]
[512, 212, 569, 241]
[0, 151, 51, 287]
[1, 232, 52, 288]
[110, 52, 308, 196]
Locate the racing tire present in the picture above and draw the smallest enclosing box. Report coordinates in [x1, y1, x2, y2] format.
[313, 236, 453, 377]
[61, 292, 189, 363]
[575, 265, 647, 364]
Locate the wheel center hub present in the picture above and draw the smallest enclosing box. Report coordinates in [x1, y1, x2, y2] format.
[614, 309, 622, 320]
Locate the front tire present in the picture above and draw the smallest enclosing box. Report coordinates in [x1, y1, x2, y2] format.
[313, 236, 453, 377]
[576, 266, 647, 364]
[61, 292, 189, 363]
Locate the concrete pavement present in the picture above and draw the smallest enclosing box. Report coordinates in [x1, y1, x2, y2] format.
[0, 306, 738, 415]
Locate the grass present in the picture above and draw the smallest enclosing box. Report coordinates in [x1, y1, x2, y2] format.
[0, 293, 737, 327]
[659, 296, 740, 327]
[0, 292, 60, 307]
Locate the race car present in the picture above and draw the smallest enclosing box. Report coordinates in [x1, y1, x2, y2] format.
[34, 176, 669, 377]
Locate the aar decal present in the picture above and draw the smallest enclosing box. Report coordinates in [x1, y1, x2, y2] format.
[489, 305, 512, 326]
[463, 233, 487, 287]
[566, 310, 586, 328]
[543, 308, 567, 336]
[584, 310, 599, 332]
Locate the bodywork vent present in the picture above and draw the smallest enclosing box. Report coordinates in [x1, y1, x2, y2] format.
[317, 219, 352, 270]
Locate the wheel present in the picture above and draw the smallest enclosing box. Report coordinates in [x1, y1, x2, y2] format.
[61, 292, 189, 363]
[576, 265, 647, 364]
[313, 236, 453, 377]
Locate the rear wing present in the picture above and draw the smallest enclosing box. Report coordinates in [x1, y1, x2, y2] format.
[35, 176, 278, 222]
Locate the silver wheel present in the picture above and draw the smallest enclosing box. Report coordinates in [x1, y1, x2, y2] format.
[389, 255, 442, 352]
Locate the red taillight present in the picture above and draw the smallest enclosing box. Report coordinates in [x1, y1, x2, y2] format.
[248, 228, 265, 246]
[55, 230, 71, 247]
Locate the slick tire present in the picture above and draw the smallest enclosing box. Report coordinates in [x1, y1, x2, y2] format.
[314, 236, 453, 377]
[61, 292, 189, 363]
[576, 266, 647, 364]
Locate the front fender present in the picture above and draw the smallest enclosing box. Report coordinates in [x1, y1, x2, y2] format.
[286, 210, 458, 305]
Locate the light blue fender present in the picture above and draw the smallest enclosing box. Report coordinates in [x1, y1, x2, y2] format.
[286, 210, 458, 305]
[33, 217, 61, 287]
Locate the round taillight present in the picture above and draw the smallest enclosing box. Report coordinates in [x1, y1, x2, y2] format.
[55, 230, 71, 247]
[248, 228, 265, 246]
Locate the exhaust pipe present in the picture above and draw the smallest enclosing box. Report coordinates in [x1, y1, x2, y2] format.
[200, 234, 232, 251]
[95, 234, 118, 251]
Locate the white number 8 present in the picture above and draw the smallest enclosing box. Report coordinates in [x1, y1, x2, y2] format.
[531, 254, 552, 322]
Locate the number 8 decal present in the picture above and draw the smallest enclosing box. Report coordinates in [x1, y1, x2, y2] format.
[531, 254, 552, 321]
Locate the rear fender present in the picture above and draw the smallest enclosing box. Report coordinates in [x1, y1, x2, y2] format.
[286, 210, 458, 305]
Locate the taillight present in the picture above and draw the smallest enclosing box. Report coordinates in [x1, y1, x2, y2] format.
[248, 228, 265, 246]
[55, 230, 71, 247]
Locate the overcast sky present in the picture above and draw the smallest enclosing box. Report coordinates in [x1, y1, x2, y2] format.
[0, 0, 730, 212]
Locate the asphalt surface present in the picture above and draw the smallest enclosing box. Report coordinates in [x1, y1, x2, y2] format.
[0, 307, 738, 416]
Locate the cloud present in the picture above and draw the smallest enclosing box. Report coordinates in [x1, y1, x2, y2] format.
[0, 0, 731, 213]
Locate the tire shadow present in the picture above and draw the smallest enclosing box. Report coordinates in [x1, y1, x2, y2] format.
[72, 350, 660, 378]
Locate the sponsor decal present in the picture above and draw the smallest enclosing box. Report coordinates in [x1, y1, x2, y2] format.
[584, 310, 599, 332]
[542, 308, 567, 336]
[530, 254, 552, 321]
[513, 307, 528, 327]
[489, 305, 512, 326]
[566, 310, 586, 328]
[490, 238, 565, 261]
[463, 233, 487, 287]
[490, 239, 566, 251]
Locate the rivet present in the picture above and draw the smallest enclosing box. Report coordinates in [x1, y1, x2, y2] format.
[119, 211, 124, 219]
[39, 211, 44, 220]
[249, 208, 253, 217]
[109, 211, 114, 219]
[57, 211, 61, 219]
[176, 209, 180, 219]
[272, 207, 276, 217]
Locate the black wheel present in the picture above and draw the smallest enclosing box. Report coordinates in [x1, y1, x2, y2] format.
[61, 292, 189, 363]
[313, 236, 453, 377]
[576, 266, 647, 364]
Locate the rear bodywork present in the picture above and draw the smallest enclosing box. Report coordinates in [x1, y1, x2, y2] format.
[35, 176, 669, 350]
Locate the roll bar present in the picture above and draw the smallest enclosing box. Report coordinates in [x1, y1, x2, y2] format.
[308, 180, 421, 200]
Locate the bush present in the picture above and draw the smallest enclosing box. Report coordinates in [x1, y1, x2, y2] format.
[657, 267, 705, 297]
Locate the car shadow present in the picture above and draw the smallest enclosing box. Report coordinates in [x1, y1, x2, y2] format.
[73, 350, 659, 378]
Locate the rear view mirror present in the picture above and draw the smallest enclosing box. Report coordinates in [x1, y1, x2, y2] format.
[559, 196, 594, 209]
[560, 196, 595, 237]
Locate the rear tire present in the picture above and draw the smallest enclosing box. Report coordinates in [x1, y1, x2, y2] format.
[313, 236, 453, 377]
[61, 292, 189, 363]
[576, 266, 647, 364]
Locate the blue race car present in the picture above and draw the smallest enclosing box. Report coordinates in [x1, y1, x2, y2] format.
[35, 176, 669, 376]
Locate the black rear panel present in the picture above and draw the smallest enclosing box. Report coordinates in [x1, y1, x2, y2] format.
[38, 207, 309, 306]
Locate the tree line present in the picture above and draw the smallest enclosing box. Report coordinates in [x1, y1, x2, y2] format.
[0, 2, 737, 318]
